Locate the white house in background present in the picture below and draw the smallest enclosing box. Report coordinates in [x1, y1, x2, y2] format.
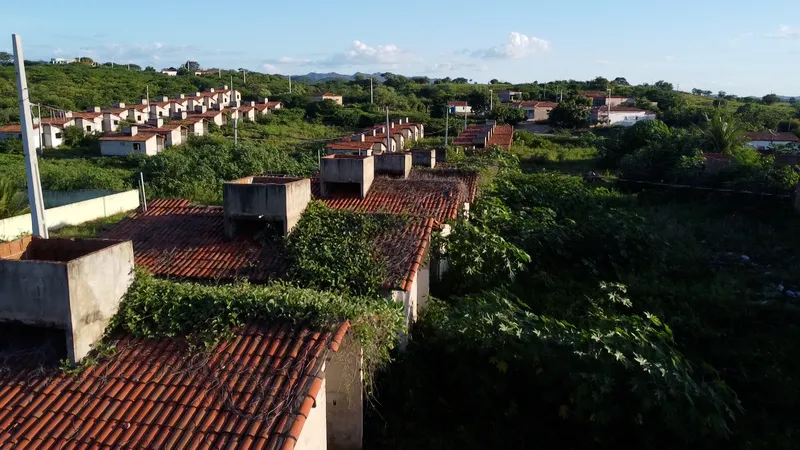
[99, 125, 164, 156]
[312, 93, 344, 105]
[195, 109, 226, 126]
[127, 104, 149, 124]
[176, 115, 207, 136]
[72, 110, 104, 134]
[591, 106, 656, 127]
[0, 124, 41, 149]
[161, 68, 178, 76]
[102, 112, 122, 132]
[253, 99, 283, 116]
[175, 115, 208, 136]
[140, 119, 188, 148]
[102, 103, 130, 122]
[39, 117, 74, 147]
[744, 131, 800, 150]
[238, 103, 256, 121]
[448, 101, 472, 115]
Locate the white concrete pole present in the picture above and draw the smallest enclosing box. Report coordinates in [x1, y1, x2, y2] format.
[444, 105, 449, 149]
[386, 107, 391, 152]
[370, 78, 374, 104]
[12, 34, 48, 238]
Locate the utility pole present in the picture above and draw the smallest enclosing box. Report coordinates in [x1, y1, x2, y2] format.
[386, 107, 391, 152]
[12, 34, 47, 238]
[370, 78, 374, 104]
[146, 84, 150, 105]
[234, 117, 238, 147]
[289, 75, 292, 94]
[243, 69, 246, 84]
[444, 105, 449, 149]
[489, 89, 493, 111]
[464, 107, 468, 131]
[218, 68, 221, 78]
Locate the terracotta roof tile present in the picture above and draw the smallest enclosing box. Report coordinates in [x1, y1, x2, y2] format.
[453, 124, 513, 150]
[71, 112, 103, 120]
[516, 101, 558, 108]
[0, 321, 350, 450]
[100, 199, 286, 282]
[448, 101, 468, 107]
[313, 175, 467, 222]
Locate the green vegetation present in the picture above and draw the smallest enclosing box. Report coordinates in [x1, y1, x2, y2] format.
[110, 271, 404, 382]
[49, 212, 130, 238]
[0, 177, 27, 219]
[286, 203, 406, 298]
[367, 142, 800, 450]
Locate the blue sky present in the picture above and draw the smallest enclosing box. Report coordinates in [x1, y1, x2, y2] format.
[5, 0, 800, 96]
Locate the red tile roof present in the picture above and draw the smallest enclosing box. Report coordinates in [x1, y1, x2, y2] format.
[71, 112, 103, 120]
[314, 174, 468, 222]
[101, 199, 285, 282]
[176, 117, 206, 126]
[0, 124, 31, 133]
[408, 168, 479, 204]
[327, 141, 374, 151]
[128, 105, 149, 112]
[316, 93, 340, 97]
[0, 320, 350, 450]
[517, 101, 558, 108]
[744, 132, 800, 142]
[101, 197, 431, 291]
[453, 124, 514, 151]
[448, 101, 468, 107]
[98, 133, 160, 142]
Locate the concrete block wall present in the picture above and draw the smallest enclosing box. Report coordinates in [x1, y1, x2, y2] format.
[320, 155, 375, 199]
[326, 335, 363, 450]
[0, 190, 140, 241]
[411, 149, 436, 168]
[374, 152, 412, 178]
[223, 176, 311, 236]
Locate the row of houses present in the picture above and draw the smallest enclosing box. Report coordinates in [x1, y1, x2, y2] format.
[325, 117, 426, 155]
[0, 85, 284, 156]
[0, 141, 479, 449]
[453, 120, 514, 151]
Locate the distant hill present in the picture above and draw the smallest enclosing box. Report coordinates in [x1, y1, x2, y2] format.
[291, 72, 386, 83]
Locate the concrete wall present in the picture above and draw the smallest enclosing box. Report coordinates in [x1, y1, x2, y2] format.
[326, 335, 363, 450]
[412, 149, 436, 168]
[608, 112, 656, 127]
[320, 156, 375, 199]
[65, 240, 134, 362]
[43, 189, 119, 208]
[224, 177, 311, 236]
[297, 377, 327, 450]
[75, 118, 102, 134]
[0, 238, 134, 362]
[0, 190, 140, 241]
[375, 153, 411, 178]
[417, 264, 430, 312]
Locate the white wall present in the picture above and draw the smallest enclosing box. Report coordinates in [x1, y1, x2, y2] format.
[0, 131, 40, 149]
[608, 112, 655, 127]
[42, 125, 64, 148]
[101, 136, 159, 156]
[747, 140, 795, 150]
[326, 335, 363, 450]
[0, 190, 140, 241]
[296, 377, 327, 450]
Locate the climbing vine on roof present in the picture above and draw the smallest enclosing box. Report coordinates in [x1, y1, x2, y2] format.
[285, 201, 408, 298]
[110, 270, 404, 383]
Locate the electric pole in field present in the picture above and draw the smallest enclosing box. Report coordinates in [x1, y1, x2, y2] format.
[489, 88, 493, 111]
[289, 76, 292, 94]
[12, 34, 47, 238]
[464, 107, 468, 131]
[444, 105, 449, 149]
[370, 78, 374, 104]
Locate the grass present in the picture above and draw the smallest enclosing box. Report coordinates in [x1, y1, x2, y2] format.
[511, 142, 600, 174]
[49, 212, 130, 238]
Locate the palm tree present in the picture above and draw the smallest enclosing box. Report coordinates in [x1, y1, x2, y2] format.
[0, 178, 28, 219]
[699, 113, 745, 154]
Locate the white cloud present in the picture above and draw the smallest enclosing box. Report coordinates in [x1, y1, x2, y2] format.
[427, 61, 487, 72]
[766, 25, 800, 39]
[266, 40, 417, 69]
[472, 32, 550, 59]
[263, 63, 279, 73]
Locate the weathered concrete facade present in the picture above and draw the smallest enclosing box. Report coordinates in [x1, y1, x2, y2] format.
[320, 155, 375, 199]
[374, 152, 412, 178]
[223, 176, 312, 236]
[0, 238, 134, 363]
[411, 149, 436, 168]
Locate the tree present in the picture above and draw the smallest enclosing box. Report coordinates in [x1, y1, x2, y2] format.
[411, 76, 430, 85]
[78, 57, 94, 64]
[177, 67, 189, 76]
[452, 77, 468, 84]
[184, 61, 200, 71]
[144, 66, 155, 72]
[588, 76, 610, 91]
[699, 113, 745, 154]
[549, 95, 590, 129]
[490, 79, 500, 84]
[654, 80, 674, 91]
[762, 93, 780, 105]
[789, 97, 797, 105]
[717, 91, 727, 98]
[490, 105, 525, 126]
[467, 90, 491, 114]
[0, 51, 12, 66]
[612, 77, 630, 86]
